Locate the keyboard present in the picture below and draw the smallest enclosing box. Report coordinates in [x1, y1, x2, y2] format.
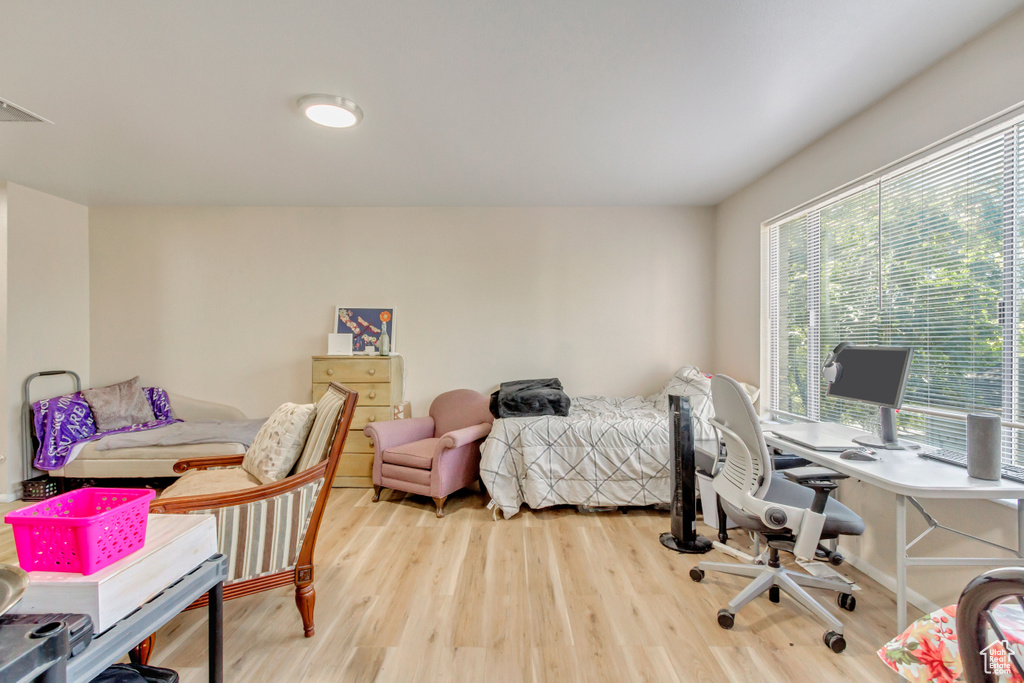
[918, 448, 1024, 483]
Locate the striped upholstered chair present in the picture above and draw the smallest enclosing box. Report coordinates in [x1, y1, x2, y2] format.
[148, 382, 357, 637]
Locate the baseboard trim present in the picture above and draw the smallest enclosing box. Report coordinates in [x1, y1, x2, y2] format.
[0, 492, 21, 503]
[838, 545, 941, 618]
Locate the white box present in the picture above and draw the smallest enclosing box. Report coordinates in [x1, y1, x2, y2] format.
[697, 472, 738, 530]
[11, 514, 217, 631]
[327, 333, 353, 356]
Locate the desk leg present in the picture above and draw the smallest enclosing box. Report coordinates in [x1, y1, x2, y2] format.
[896, 494, 907, 632]
[209, 581, 223, 683]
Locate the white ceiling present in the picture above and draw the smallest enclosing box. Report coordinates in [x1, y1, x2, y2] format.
[1, 0, 1021, 207]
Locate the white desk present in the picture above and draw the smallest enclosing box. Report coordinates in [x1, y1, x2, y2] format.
[762, 428, 1024, 631]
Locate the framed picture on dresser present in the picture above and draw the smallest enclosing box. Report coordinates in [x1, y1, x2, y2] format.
[335, 307, 395, 354]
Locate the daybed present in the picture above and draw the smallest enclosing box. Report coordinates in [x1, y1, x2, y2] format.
[36, 392, 251, 480]
[480, 366, 726, 519]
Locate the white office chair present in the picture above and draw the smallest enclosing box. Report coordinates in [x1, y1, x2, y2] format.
[689, 375, 865, 653]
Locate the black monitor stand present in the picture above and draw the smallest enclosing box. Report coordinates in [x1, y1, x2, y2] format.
[660, 394, 712, 554]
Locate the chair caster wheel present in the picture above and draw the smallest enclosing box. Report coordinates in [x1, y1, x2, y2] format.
[837, 593, 856, 611]
[823, 631, 846, 653]
[768, 586, 780, 603]
[829, 553, 844, 567]
[717, 610, 735, 630]
[689, 567, 705, 583]
[718, 532, 729, 544]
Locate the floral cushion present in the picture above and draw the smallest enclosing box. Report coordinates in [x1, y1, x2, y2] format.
[879, 604, 1024, 682]
[241, 403, 316, 484]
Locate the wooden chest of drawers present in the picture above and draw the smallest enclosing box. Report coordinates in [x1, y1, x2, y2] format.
[312, 355, 406, 488]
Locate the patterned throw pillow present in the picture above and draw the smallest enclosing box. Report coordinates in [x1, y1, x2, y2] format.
[877, 604, 1024, 682]
[81, 376, 156, 431]
[242, 403, 317, 484]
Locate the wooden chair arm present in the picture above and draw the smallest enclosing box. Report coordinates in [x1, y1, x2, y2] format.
[173, 454, 246, 473]
[152, 460, 328, 513]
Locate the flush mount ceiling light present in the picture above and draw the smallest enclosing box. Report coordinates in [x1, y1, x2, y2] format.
[298, 95, 363, 128]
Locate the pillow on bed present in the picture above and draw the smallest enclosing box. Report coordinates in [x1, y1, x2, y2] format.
[82, 376, 156, 431]
[650, 367, 716, 438]
[242, 402, 317, 484]
[650, 366, 760, 440]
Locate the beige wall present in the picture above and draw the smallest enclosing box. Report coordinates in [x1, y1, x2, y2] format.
[4, 183, 90, 496]
[712, 8, 1024, 608]
[89, 206, 713, 420]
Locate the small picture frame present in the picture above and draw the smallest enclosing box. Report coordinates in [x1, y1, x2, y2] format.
[335, 307, 395, 355]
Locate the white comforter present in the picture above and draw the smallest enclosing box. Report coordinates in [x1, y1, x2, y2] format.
[480, 396, 672, 519]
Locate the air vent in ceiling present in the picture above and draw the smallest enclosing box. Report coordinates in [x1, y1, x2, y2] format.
[0, 99, 51, 123]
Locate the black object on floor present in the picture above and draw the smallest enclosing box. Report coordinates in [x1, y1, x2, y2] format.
[90, 663, 179, 683]
[660, 394, 712, 554]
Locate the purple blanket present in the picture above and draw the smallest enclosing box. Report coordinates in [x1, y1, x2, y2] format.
[32, 387, 180, 470]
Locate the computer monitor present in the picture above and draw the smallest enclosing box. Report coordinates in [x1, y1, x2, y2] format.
[825, 345, 913, 409]
[823, 344, 914, 449]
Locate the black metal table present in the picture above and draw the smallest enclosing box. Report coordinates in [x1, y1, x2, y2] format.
[3, 553, 226, 683]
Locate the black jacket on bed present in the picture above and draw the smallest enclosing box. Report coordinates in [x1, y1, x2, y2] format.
[489, 378, 571, 419]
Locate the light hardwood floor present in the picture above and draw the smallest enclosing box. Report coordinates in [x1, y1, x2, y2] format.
[2, 489, 902, 681]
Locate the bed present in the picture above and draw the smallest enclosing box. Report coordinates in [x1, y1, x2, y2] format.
[48, 393, 254, 479]
[480, 366, 720, 519]
[26, 375, 257, 480]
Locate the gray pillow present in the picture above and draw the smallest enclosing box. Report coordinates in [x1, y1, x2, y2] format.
[82, 376, 156, 431]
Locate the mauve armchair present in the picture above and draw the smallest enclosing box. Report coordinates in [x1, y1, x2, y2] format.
[365, 389, 494, 517]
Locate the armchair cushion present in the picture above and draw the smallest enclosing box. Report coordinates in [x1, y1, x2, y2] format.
[242, 402, 317, 484]
[383, 438, 442, 470]
[364, 417, 435, 452]
[159, 467, 262, 498]
[879, 604, 1024, 682]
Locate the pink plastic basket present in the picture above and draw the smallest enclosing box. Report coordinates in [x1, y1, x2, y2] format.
[5, 488, 155, 575]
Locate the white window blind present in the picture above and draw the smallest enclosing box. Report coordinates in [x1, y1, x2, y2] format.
[765, 118, 1024, 462]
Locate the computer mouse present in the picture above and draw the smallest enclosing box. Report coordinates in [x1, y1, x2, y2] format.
[839, 449, 878, 461]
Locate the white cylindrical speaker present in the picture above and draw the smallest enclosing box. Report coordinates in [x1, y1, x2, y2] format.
[967, 413, 1001, 481]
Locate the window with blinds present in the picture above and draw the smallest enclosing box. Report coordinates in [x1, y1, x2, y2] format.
[765, 118, 1023, 462]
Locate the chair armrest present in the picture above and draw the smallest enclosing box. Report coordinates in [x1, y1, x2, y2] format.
[437, 423, 493, 450]
[771, 453, 812, 470]
[782, 465, 849, 483]
[152, 460, 327, 513]
[173, 454, 246, 473]
[957, 567, 1024, 683]
[783, 466, 848, 514]
[364, 417, 435, 452]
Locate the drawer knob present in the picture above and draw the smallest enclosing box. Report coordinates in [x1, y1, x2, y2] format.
[368, 415, 376, 422]
[368, 368, 376, 376]
[368, 391, 377, 399]
[326, 368, 334, 376]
